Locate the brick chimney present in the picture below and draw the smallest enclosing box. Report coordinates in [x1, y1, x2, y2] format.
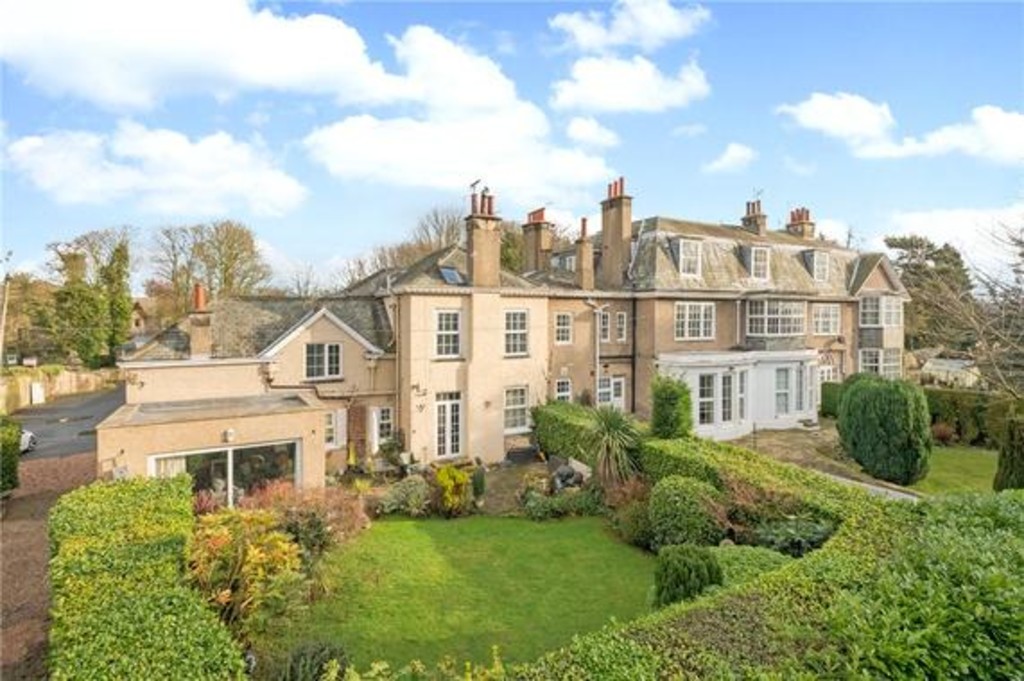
[466, 187, 502, 288]
[599, 176, 632, 289]
[741, 200, 768, 236]
[786, 207, 816, 239]
[189, 282, 213, 359]
[575, 217, 594, 291]
[523, 207, 553, 273]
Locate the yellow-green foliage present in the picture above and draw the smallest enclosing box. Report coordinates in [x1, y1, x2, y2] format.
[48, 476, 244, 680]
[435, 464, 472, 517]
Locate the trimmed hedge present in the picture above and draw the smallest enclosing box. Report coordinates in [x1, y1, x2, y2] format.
[820, 381, 843, 418]
[653, 544, 723, 607]
[531, 401, 597, 466]
[0, 417, 20, 495]
[838, 377, 931, 485]
[650, 375, 693, 439]
[49, 476, 244, 680]
[648, 476, 724, 548]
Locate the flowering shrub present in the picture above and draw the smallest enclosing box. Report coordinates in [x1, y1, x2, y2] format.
[434, 465, 472, 517]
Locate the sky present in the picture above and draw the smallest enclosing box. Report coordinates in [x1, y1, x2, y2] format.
[1, 0, 1021, 288]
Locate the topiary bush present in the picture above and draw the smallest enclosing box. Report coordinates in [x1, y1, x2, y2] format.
[838, 376, 932, 485]
[280, 641, 348, 681]
[531, 400, 595, 465]
[994, 416, 1024, 491]
[0, 417, 21, 495]
[752, 516, 837, 557]
[648, 475, 725, 549]
[650, 375, 693, 439]
[612, 499, 654, 550]
[377, 474, 431, 516]
[653, 544, 723, 607]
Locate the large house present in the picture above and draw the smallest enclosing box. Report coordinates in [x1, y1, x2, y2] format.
[96, 179, 907, 502]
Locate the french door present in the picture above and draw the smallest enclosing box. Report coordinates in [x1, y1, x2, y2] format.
[436, 392, 462, 458]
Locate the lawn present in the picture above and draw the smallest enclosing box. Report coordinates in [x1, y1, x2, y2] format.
[911, 446, 999, 495]
[254, 516, 656, 672]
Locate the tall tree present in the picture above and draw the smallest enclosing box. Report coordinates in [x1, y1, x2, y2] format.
[884, 235, 974, 350]
[100, 240, 132, 356]
[50, 252, 109, 366]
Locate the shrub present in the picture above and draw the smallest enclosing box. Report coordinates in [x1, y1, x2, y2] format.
[48, 476, 243, 679]
[838, 377, 932, 485]
[648, 475, 725, 549]
[434, 464, 472, 517]
[820, 381, 844, 418]
[709, 544, 793, 587]
[471, 466, 486, 500]
[521, 486, 605, 521]
[531, 400, 595, 465]
[653, 544, 723, 607]
[280, 641, 348, 681]
[994, 417, 1024, 491]
[189, 509, 304, 637]
[637, 438, 722, 489]
[585, 406, 641, 488]
[612, 499, 654, 550]
[650, 375, 693, 439]
[752, 516, 837, 557]
[930, 421, 956, 445]
[0, 417, 20, 495]
[377, 474, 431, 516]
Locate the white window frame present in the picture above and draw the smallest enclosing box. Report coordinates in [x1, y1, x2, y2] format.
[698, 374, 716, 425]
[378, 406, 394, 442]
[747, 300, 806, 336]
[599, 311, 611, 343]
[738, 370, 748, 421]
[775, 368, 791, 416]
[674, 302, 716, 341]
[883, 348, 902, 378]
[504, 310, 529, 357]
[812, 304, 841, 336]
[436, 392, 462, 458]
[305, 342, 342, 380]
[564, 254, 576, 272]
[435, 310, 462, 358]
[721, 373, 734, 423]
[504, 386, 530, 434]
[796, 364, 806, 412]
[882, 297, 903, 327]
[819, 365, 838, 383]
[859, 349, 881, 375]
[555, 378, 572, 402]
[860, 296, 902, 328]
[616, 312, 628, 342]
[324, 411, 337, 446]
[813, 251, 829, 282]
[554, 313, 573, 345]
[597, 376, 626, 410]
[678, 239, 702, 276]
[751, 247, 770, 280]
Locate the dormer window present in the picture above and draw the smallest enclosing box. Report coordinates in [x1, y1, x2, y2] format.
[678, 239, 702, 276]
[750, 247, 770, 280]
[813, 251, 829, 282]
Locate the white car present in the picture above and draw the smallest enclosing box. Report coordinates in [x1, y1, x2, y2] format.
[20, 430, 37, 454]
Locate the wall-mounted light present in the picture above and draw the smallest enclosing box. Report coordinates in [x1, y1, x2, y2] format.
[222, 428, 236, 443]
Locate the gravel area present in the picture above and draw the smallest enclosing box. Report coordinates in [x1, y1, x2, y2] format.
[1, 452, 96, 679]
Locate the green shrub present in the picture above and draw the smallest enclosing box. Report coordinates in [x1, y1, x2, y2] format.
[838, 377, 932, 485]
[48, 476, 243, 680]
[521, 486, 605, 521]
[377, 474, 431, 516]
[709, 544, 793, 587]
[586, 406, 641, 488]
[0, 417, 20, 495]
[471, 466, 486, 500]
[820, 381, 844, 418]
[648, 475, 724, 549]
[653, 544, 723, 607]
[752, 516, 837, 557]
[611, 499, 654, 550]
[994, 417, 1024, 491]
[280, 641, 348, 681]
[650, 375, 693, 439]
[531, 400, 598, 465]
[434, 464, 472, 517]
[637, 438, 722, 489]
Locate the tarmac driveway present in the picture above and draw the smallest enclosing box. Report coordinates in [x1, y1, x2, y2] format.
[14, 386, 124, 461]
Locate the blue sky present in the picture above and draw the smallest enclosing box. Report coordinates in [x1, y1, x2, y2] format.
[2, 0, 1021, 286]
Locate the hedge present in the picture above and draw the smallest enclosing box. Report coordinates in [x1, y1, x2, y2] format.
[650, 375, 693, 439]
[821, 378, 1023, 448]
[648, 476, 724, 548]
[531, 401, 598, 466]
[0, 417, 20, 495]
[49, 476, 244, 680]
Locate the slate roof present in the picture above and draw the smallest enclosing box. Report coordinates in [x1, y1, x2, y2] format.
[348, 244, 539, 293]
[129, 295, 393, 361]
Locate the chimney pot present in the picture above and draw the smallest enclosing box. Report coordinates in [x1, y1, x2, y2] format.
[471, 193, 479, 215]
[192, 282, 207, 313]
[618, 176, 625, 195]
[580, 216, 588, 238]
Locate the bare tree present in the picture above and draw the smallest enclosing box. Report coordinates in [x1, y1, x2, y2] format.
[286, 262, 324, 299]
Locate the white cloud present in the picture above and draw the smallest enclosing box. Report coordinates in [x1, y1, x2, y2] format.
[777, 92, 1024, 166]
[551, 56, 709, 113]
[701, 142, 756, 173]
[6, 120, 307, 216]
[671, 123, 707, 137]
[783, 155, 816, 177]
[0, 0, 409, 110]
[566, 117, 620, 148]
[816, 218, 850, 246]
[877, 201, 1024, 275]
[550, 0, 710, 53]
[304, 27, 612, 210]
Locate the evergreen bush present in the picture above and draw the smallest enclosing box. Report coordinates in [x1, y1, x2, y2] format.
[838, 377, 932, 485]
[650, 375, 693, 439]
[281, 641, 348, 681]
[0, 418, 20, 495]
[653, 544, 723, 607]
[648, 475, 724, 549]
[994, 417, 1024, 491]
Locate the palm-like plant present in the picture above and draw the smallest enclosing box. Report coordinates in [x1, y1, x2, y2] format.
[583, 406, 641, 489]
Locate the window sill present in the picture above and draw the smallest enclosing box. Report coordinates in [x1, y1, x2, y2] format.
[433, 356, 464, 362]
[674, 337, 715, 342]
[504, 354, 530, 359]
[305, 376, 345, 383]
[504, 427, 532, 436]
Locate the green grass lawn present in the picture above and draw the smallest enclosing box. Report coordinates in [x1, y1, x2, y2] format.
[911, 446, 999, 495]
[254, 516, 656, 672]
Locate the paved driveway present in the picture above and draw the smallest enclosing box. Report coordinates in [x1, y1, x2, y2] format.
[14, 386, 124, 461]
